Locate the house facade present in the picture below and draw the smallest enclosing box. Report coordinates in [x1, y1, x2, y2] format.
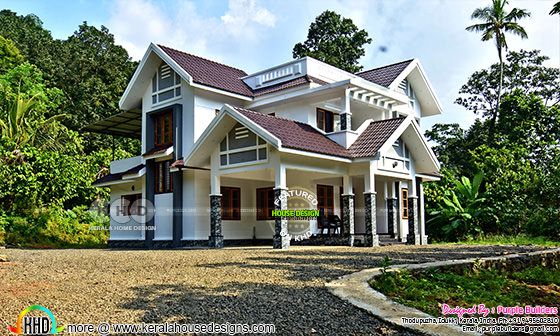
[89, 43, 442, 249]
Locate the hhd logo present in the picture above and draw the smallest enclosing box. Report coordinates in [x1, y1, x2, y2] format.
[8, 305, 65, 335]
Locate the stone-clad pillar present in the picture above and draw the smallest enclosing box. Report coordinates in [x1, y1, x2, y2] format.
[406, 196, 420, 245]
[341, 194, 355, 246]
[273, 188, 290, 249]
[340, 113, 352, 131]
[208, 195, 224, 248]
[364, 192, 379, 247]
[387, 198, 398, 239]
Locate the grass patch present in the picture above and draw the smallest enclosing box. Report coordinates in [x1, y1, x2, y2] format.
[369, 265, 560, 317]
[434, 234, 560, 247]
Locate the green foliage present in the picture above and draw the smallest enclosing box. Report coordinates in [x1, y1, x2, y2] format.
[370, 265, 560, 317]
[550, 1, 560, 15]
[427, 50, 560, 242]
[0, 10, 139, 154]
[292, 10, 372, 73]
[0, 36, 24, 73]
[0, 145, 108, 212]
[3, 206, 109, 248]
[436, 234, 560, 247]
[51, 23, 138, 153]
[428, 173, 487, 241]
[0, 10, 56, 80]
[455, 50, 559, 119]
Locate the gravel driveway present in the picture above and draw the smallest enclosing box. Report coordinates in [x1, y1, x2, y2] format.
[0, 244, 547, 335]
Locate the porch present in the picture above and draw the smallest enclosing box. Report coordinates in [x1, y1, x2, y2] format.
[202, 149, 427, 249]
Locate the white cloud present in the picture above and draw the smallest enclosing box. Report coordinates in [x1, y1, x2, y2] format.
[107, 0, 277, 62]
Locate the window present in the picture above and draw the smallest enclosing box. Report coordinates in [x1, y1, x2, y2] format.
[256, 187, 275, 220]
[155, 160, 173, 194]
[316, 108, 334, 133]
[120, 194, 142, 216]
[317, 185, 334, 217]
[221, 187, 241, 220]
[153, 111, 173, 147]
[152, 63, 181, 105]
[220, 123, 267, 167]
[401, 188, 409, 219]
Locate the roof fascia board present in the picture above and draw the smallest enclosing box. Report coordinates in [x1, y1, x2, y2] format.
[279, 147, 352, 163]
[388, 60, 443, 115]
[190, 82, 253, 101]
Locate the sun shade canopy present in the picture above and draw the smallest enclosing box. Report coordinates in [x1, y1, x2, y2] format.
[84, 109, 142, 139]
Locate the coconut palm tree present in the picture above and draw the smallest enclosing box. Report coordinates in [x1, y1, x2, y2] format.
[466, 0, 530, 145]
[551, 2, 560, 15]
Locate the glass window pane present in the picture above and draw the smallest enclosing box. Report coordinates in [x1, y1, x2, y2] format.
[220, 154, 227, 166]
[258, 148, 267, 160]
[228, 150, 257, 164]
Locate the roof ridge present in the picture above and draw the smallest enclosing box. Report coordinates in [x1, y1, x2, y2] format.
[356, 59, 415, 75]
[367, 116, 407, 124]
[158, 44, 248, 75]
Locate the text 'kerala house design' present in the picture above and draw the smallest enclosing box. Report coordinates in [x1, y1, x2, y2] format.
[87, 43, 443, 249]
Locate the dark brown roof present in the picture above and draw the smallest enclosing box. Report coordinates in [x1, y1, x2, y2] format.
[349, 118, 406, 158]
[142, 146, 172, 157]
[356, 59, 413, 87]
[233, 107, 351, 159]
[253, 75, 326, 97]
[93, 164, 145, 186]
[171, 159, 210, 171]
[158, 44, 253, 97]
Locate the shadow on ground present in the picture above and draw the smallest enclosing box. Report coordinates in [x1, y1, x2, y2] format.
[120, 245, 542, 335]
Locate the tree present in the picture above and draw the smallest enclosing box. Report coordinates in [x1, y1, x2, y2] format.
[0, 10, 56, 81]
[550, 1, 560, 15]
[466, 0, 530, 145]
[292, 10, 372, 73]
[456, 50, 559, 117]
[0, 36, 24, 73]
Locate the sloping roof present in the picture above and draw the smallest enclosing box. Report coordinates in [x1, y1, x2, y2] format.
[93, 164, 145, 186]
[158, 44, 253, 97]
[232, 106, 352, 159]
[252, 75, 326, 97]
[356, 59, 414, 87]
[349, 118, 406, 158]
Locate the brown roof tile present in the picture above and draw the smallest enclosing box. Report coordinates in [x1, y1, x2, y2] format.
[356, 59, 413, 87]
[252, 75, 327, 97]
[349, 118, 406, 158]
[233, 107, 351, 159]
[159, 44, 253, 97]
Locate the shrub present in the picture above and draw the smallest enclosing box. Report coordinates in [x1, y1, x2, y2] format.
[3, 206, 109, 248]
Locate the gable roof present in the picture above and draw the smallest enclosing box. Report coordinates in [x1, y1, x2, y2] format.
[349, 118, 406, 157]
[232, 106, 351, 158]
[356, 59, 414, 87]
[158, 44, 253, 97]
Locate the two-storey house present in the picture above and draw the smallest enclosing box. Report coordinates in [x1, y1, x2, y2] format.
[89, 43, 442, 249]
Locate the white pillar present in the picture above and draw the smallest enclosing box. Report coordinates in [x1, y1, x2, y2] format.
[419, 181, 428, 245]
[210, 148, 221, 195]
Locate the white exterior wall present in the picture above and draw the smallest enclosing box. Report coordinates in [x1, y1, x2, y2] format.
[109, 179, 145, 240]
[154, 193, 173, 240]
[261, 101, 314, 125]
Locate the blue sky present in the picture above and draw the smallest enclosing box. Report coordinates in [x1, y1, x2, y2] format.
[2, 0, 559, 132]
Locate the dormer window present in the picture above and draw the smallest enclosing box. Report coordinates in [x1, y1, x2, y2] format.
[152, 63, 181, 105]
[316, 108, 340, 133]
